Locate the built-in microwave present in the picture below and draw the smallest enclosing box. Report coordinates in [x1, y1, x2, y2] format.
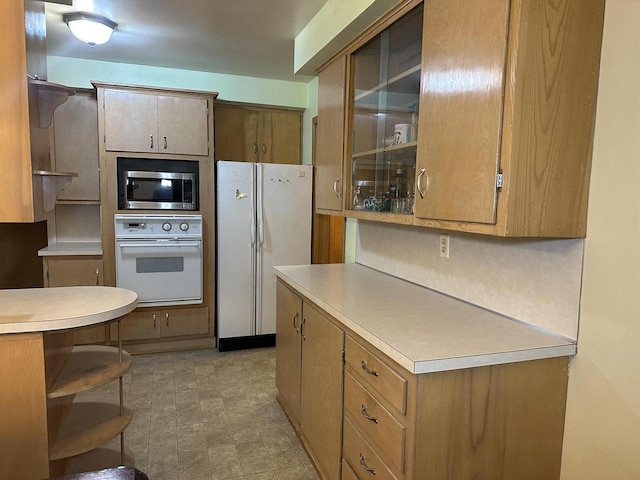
[117, 157, 199, 210]
[124, 170, 196, 210]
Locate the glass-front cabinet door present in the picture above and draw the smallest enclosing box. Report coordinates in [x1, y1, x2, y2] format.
[347, 3, 423, 216]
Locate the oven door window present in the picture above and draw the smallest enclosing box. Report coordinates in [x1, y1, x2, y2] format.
[136, 256, 184, 273]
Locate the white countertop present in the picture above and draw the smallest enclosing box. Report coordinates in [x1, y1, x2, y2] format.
[38, 241, 103, 256]
[0, 286, 137, 334]
[274, 263, 576, 374]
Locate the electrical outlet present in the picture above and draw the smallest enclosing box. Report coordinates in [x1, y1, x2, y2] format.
[440, 234, 450, 258]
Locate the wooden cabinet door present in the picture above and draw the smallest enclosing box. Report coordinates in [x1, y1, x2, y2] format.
[316, 56, 347, 212]
[53, 92, 100, 201]
[161, 306, 210, 337]
[44, 258, 104, 287]
[103, 90, 158, 153]
[263, 111, 301, 164]
[112, 310, 162, 341]
[214, 106, 259, 162]
[275, 281, 303, 424]
[158, 95, 209, 156]
[414, 0, 509, 223]
[301, 302, 344, 480]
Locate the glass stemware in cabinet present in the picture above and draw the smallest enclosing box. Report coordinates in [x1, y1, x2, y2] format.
[348, 3, 423, 215]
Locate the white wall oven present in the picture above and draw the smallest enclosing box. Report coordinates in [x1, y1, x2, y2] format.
[115, 214, 203, 307]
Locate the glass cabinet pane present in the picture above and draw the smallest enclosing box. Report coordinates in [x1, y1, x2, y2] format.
[349, 4, 423, 215]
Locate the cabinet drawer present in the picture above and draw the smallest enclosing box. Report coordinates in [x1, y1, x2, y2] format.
[344, 372, 405, 473]
[345, 336, 407, 414]
[343, 417, 399, 480]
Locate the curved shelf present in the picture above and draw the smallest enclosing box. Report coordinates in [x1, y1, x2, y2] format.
[50, 399, 133, 461]
[33, 170, 78, 212]
[28, 78, 76, 128]
[47, 346, 132, 399]
[50, 446, 134, 477]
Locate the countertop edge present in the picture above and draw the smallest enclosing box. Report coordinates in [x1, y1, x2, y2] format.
[274, 266, 575, 375]
[0, 287, 137, 335]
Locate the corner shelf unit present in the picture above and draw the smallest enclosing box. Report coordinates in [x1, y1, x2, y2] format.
[46, 334, 132, 471]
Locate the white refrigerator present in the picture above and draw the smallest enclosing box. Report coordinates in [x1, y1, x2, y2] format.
[216, 160, 313, 351]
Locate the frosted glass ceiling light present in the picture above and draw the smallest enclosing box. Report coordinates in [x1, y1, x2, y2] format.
[63, 12, 117, 47]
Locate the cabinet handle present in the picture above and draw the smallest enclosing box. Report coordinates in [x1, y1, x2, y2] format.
[333, 177, 341, 198]
[417, 168, 426, 199]
[152, 314, 157, 328]
[359, 453, 376, 475]
[163, 135, 167, 149]
[293, 312, 300, 332]
[301, 316, 306, 341]
[253, 142, 258, 154]
[95, 269, 100, 285]
[150, 135, 154, 149]
[361, 360, 379, 377]
[165, 312, 170, 327]
[360, 405, 378, 424]
[262, 143, 267, 154]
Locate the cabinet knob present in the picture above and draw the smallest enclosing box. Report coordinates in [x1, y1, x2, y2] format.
[165, 312, 170, 327]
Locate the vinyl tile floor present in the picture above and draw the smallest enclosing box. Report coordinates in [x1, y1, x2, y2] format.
[96, 347, 320, 480]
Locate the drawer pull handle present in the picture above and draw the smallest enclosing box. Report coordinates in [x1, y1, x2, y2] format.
[361, 360, 379, 377]
[293, 312, 300, 332]
[361, 405, 378, 424]
[359, 453, 376, 475]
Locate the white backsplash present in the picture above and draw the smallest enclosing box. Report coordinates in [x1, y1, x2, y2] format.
[355, 221, 583, 340]
[54, 205, 102, 242]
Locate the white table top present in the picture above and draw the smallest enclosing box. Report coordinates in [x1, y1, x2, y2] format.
[0, 286, 137, 334]
[274, 263, 576, 374]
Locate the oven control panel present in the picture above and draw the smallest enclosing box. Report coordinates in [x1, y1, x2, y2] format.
[115, 214, 202, 239]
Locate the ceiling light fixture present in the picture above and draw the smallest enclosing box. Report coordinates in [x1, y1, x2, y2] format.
[63, 12, 117, 47]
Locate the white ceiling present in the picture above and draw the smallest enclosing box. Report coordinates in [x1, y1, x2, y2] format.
[44, 0, 328, 83]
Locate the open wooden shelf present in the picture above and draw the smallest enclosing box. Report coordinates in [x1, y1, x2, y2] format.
[49, 446, 134, 478]
[49, 398, 133, 461]
[28, 78, 76, 128]
[47, 346, 132, 399]
[33, 170, 79, 213]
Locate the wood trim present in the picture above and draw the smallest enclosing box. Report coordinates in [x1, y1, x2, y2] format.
[213, 99, 304, 114]
[90, 81, 218, 99]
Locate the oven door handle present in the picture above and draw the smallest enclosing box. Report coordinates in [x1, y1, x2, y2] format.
[117, 242, 201, 248]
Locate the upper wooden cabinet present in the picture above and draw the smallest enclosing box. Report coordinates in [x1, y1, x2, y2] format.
[0, 0, 75, 222]
[214, 104, 302, 164]
[315, 56, 348, 213]
[326, 0, 605, 238]
[99, 86, 211, 156]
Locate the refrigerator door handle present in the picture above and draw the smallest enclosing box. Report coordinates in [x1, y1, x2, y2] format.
[257, 164, 265, 246]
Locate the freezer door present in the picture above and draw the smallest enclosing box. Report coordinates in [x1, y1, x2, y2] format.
[256, 163, 313, 335]
[216, 161, 257, 339]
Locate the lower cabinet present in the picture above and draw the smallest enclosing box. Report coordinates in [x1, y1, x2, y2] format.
[276, 280, 570, 480]
[43, 256, 106, 345]
[111, 306, 209, 342]
[276, 280, 345, 480]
